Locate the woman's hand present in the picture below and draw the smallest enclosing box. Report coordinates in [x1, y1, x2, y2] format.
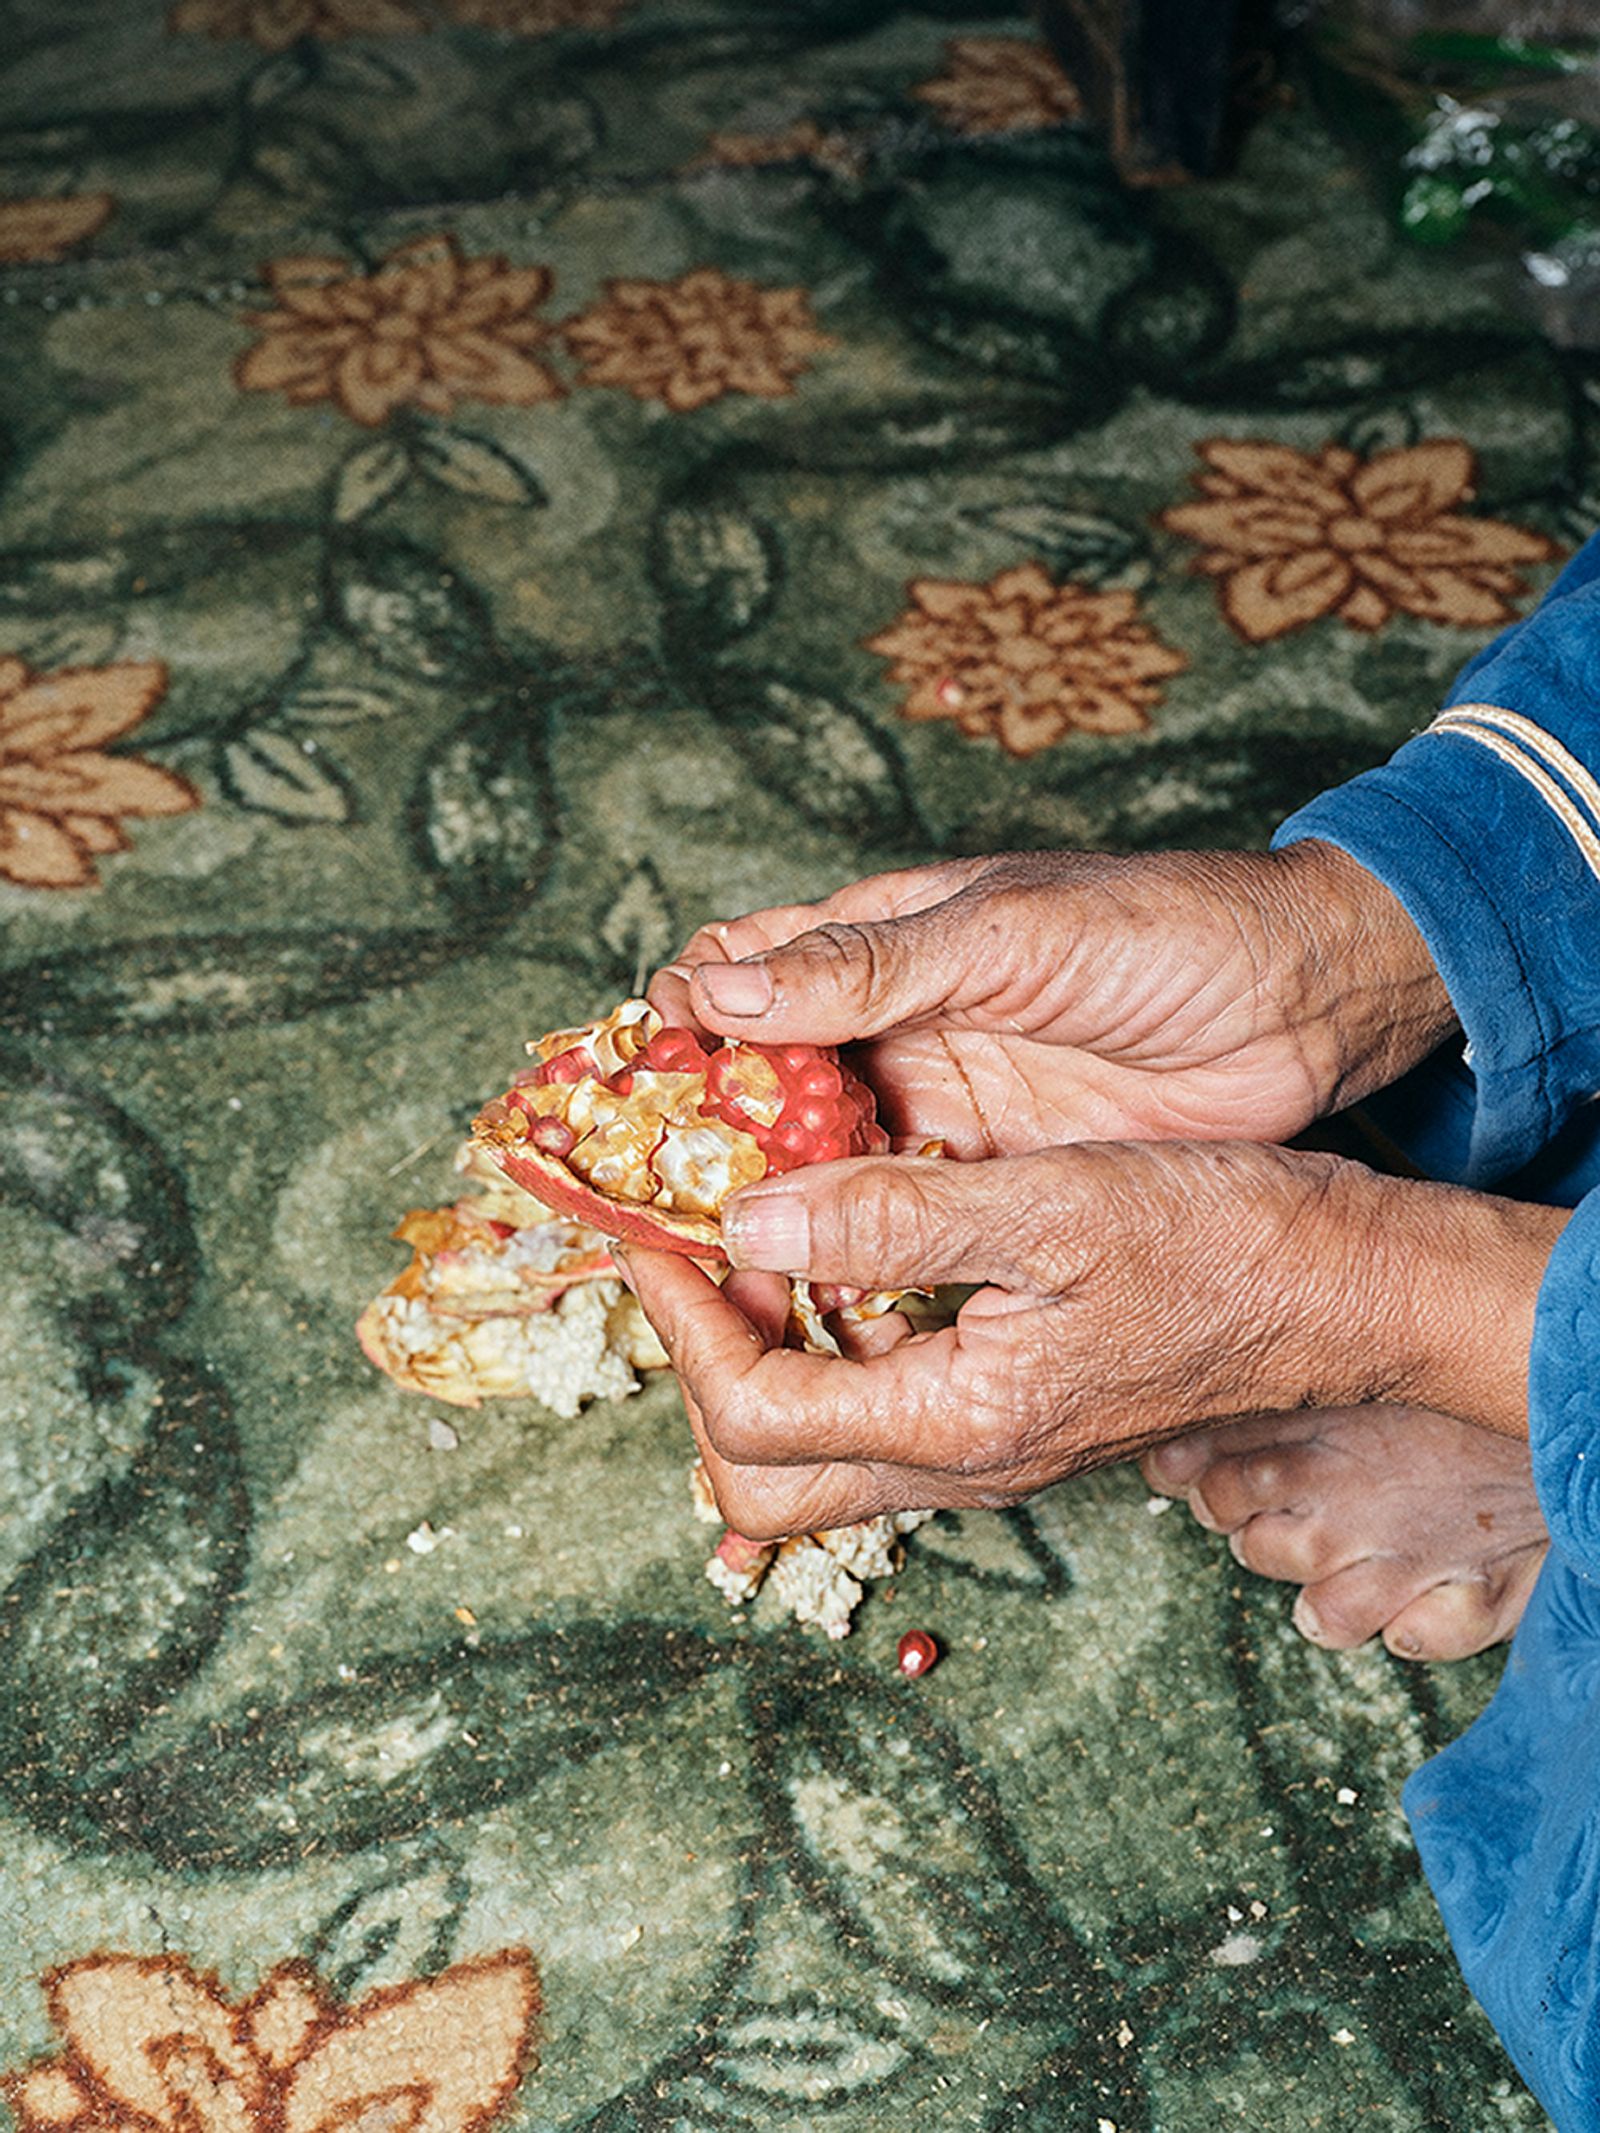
[620, 1141, 1563, 1542]
[649, 843, 1455, 1154]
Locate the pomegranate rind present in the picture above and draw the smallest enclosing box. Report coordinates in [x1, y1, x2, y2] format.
[482, 1134, 730, 1259]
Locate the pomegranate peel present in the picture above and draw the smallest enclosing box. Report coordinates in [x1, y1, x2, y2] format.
[356, 1199, 660, 1412]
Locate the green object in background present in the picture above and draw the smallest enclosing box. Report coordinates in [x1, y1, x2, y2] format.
[1307, 6, 1600, 338]
[1398, 93, 1600, 249]
[1312, 11, 1600, 241]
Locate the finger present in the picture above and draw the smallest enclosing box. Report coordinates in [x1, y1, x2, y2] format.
[721, 1148, 1086, 1290]
[832, 1307, 913, 1361]
[670, 861, 989, 978]
[645, 963, 701, 1030]
[686, 873, 1027, 1043]
[686, 1391, 1029, 1540]
[720, 1266, 793, 1346]
[690, 1415, 908, 1541]
[648, 865, 987, 1031]
[624, 1240, 1026, 1473]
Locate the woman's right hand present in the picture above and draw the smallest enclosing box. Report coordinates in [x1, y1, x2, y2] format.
[650, 841, 1455, 1155]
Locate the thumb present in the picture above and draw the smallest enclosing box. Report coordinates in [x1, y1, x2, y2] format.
[688, 900, 982, 1045]
[721, 1151, 1082, 1291]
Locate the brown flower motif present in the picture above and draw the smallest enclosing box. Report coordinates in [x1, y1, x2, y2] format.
[4, 1949, 538, 2133]
[0, 659, 198, 891]
[443, 0, 631, 29]
[865, 563, 1186, 758]
[1159, 437, 1561, 643]
[562, 267, 835, 411]
[910, 36, 1083, 137]
[235, 234, 563, 426]
[692, 121, 864, 180]
[0, 195, 115, 266]
[169, 0, 428, 45]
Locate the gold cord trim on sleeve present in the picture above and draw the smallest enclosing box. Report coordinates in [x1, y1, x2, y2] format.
[1429, 704, 1600, 884]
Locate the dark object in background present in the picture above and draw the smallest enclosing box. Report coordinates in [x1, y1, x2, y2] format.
[1038, 0, 1288, 182]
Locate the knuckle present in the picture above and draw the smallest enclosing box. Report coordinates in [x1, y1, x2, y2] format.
[800, 920, 887, 1014]
[836, 1165, 950, 1277]
[715, 1472, 779, 1542]
[697, 1379, 763, 1465]
[739, 1476, 814, 1545]
[947, 1370, 1031, 1477]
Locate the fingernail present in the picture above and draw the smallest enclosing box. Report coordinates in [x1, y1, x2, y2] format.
[697, 962, 773, 1017]
[723, 1189, 809, 1271]
[609, 1246, 637, 1295]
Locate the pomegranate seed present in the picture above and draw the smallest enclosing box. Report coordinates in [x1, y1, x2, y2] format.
[716, 1530, 774, 1576]
[639, 1028, 709, 1073]
[610, 1070, 635, 1096]
[897, 1630, 939, 1678]
[528, 1116, 577, 1157]
[537, 1046, 592, 1084]
[811, 1282, 867, 1309]
[801, 1060, 842, 1097]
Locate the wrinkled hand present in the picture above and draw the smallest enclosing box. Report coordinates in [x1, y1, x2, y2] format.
[649, 844, 1454, 1154]
[620, 1138, 1481, 1542]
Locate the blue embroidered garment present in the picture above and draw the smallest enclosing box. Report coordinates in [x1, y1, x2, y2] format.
[1275, 531, 1600, 2131]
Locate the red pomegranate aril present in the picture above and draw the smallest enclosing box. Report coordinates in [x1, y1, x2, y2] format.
[639, 1029, 709, 1073]
[801, 1060, 842, 1097]
[897, 1630, 939, 1678]
[537, 1046, 592, 1084]
[610, 1070, 635, 1096]
[528, 1116, 577, 1157]
[811, 1282, 868, 1309]
[716, 1530, 774, 1577]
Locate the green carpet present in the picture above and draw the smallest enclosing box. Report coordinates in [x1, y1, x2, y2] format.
[0, 2, 1578, 2124]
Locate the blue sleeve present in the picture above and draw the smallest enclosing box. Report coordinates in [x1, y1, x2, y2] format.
[1274, 530, 1600, 1187]
[1531, 1187, 1600, 1581]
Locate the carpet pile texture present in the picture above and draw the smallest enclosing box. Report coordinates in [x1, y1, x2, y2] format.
[0, 4, 1581, 2125]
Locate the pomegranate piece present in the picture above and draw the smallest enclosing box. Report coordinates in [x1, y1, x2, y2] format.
[472, 998, 886, 1259]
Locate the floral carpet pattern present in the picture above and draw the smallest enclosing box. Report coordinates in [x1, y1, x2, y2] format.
[0, 1, 1583, 2126]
